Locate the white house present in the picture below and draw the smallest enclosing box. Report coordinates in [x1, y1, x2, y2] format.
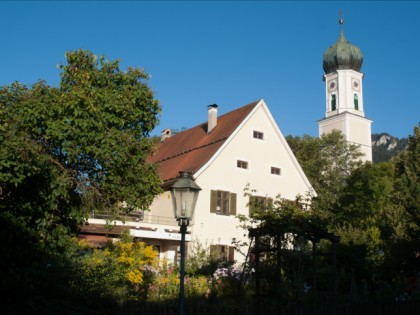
[84, 99, 314, 263]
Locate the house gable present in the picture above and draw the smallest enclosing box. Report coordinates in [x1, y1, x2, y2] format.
[187, 99, 315, 254]
[194, 99, 314, 196]
[149, 101, 260, 183]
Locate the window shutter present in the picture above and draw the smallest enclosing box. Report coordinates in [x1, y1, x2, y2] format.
[267, 197, 273, 210]
[230, 193, 237, 215]
[228, 246, 235, 262]
[210, 245, 217, 256]
[249, 196, 255, 217]
[210, 190, 217, 213]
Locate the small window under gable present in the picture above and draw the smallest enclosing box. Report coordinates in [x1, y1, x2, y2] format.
[237, 160, 248, 169]
[354, 94, 359, 110]
[271, 167, 281, 175]
[331, 94, 337, 111]
[253, 130, 264, 140]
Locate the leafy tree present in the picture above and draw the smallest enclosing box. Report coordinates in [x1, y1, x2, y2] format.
[286, 128, 420, 301]
[0, 49, 162, 247]
[339, 162, 394, 227]
[394, 124, 420, 238]
[0, 50, 162, 312]
[286, 131, 364, 225]
[238, 190, 339, 309]
[185, 240, 221, 276]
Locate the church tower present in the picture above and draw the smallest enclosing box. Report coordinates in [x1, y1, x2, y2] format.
[317, 14, 372, 162]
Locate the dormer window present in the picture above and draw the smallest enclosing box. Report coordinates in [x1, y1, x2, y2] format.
[253, 130, 264, 140]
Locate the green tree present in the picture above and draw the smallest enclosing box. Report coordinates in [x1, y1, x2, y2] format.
[394, 124, 420, 238]
[339, 162, 394, 228]
[287, 128, 420, 300]
[0, 49, 162, 246]
[185, 240, 221, 276]
[286, 131, 364, 224]
[0, 50, 162, 313]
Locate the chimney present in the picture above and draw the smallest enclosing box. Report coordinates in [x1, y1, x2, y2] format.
[160, 128, 172, 142]
[207, 104, 218, 134]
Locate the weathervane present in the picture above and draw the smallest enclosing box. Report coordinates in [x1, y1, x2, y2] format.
[339, 9, 344, 30]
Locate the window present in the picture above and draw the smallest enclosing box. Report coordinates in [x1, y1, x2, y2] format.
[354, 94, 359, 110]
[210, 245, 235, 262]
[237, 160, 248, 169]
[331, 94, 336, 111]
[253, 130, 264, 140]
[271, 167, 281, 175]
[210, 190, 237, 215]
[152, 245, 161, 260]
[249, 196, 273, 217]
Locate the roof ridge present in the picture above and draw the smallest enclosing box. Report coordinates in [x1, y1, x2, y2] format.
[151, 100, 261, 182]
[155, 136, 229, 163]
[171, 100, 261, 135]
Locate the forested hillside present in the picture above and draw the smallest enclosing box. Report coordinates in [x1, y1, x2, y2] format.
[372, 133, 408, 163]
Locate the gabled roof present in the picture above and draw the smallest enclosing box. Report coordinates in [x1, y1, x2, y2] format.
[149, 100, 260, 183]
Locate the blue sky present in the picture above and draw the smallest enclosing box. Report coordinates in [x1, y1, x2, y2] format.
[1, 1, 419, 139]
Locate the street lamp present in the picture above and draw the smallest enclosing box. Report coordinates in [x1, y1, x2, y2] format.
[171, 171, 201, 315]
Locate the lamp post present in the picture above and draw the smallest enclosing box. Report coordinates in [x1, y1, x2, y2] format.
[171, 171, 201, 315]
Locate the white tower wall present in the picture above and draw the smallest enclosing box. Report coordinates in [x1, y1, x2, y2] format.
[318, 68, 372, 162]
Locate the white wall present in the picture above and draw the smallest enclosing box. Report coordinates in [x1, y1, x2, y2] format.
[191, 102, 313, 262]
[144, 102, 313, 263]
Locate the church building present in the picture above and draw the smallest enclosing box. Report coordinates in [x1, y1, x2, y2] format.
[318, 16, 373, 162]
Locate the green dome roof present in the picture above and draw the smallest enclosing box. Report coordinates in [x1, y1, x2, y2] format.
[323, 28, 363, 74]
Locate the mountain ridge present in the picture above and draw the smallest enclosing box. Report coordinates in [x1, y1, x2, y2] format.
[371, 133, 408, 163]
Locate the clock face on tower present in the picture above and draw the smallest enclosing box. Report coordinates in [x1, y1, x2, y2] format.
[329, 80, 337, 91]
[352, 79, 360, 90]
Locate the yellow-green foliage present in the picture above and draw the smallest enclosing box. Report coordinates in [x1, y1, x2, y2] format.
[127, 269, 143, 285]
[185, 276, 209, 297]
[148, 260, 211, 301]
[148, 260, 180, 301]
[366, 226, 385, 270]
[79, 237, 158, 301]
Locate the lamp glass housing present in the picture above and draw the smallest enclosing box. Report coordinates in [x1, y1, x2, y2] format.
[171, 172, 201, 221]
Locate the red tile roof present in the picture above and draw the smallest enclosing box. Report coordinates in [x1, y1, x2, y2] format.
[149, 100, 260, 182]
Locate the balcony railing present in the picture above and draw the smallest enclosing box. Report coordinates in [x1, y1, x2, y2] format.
[89, 211, 178, 227]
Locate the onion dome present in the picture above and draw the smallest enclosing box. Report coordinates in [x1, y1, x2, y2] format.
[323, 18, 363, 74]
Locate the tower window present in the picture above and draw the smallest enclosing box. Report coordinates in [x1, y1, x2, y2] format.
[354, 94, 359, 110]
[331, 94, 336, 111]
